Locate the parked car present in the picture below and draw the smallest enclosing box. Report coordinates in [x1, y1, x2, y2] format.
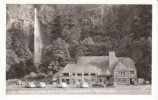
[92, 83, 105, 88]
[106, 82, 114, 87]
[78, 82, 88, 88]
[57, 82, 68, 88]
[17, 80, 24, 85]
[36, 82, 46, 88]
[25, 82, 36, 88]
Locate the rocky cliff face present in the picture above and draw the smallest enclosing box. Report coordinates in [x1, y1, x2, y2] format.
[6, 5, 36, 79]
[7, 4, 34, 29]
[7, 4, 34, 51]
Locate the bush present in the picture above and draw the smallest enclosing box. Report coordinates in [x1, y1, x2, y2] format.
[6, 79, 20, 86]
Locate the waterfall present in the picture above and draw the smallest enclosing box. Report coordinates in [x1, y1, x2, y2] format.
[34, 8, 43, 70]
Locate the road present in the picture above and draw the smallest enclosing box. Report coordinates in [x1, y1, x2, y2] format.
[6, 85, 151, 95]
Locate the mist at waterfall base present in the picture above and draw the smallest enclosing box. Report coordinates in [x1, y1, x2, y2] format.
[34, 8, 43, 72]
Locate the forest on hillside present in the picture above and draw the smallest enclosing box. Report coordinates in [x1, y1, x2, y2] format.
[6, 4, 151, 81]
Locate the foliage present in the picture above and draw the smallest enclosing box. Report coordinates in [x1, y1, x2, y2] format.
[6, 5, 35, 79]
[43, 38, 71, 68]
[7, 23, 33, 62]
[6, 49, 20, 71]
[6, 4, 152, 81]
[38, 5, 56, 25]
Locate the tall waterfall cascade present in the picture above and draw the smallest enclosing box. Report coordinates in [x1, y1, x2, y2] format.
[34, 8, 43, 70]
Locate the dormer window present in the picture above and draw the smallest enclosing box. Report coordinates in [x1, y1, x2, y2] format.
[119, 59, 125, 64]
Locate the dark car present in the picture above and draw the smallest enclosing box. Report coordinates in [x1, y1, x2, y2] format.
[92, 83, 105, 88]
[106, 82, 114, 87]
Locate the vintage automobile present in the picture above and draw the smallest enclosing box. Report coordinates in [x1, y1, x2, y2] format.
[36, 82, 46, 88]
[25, 82, 36, 88]
[77, 82, 88, 88]
[92, 83, 106, 88]
[57, 82, 68, 88]
[17, 80, 24, 85]
[106, 82, 114, 87]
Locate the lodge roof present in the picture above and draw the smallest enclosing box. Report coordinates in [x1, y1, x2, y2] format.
[117, 57, 136, 70]
[114, 61, 129, 71]
[62, 56, 136, 75]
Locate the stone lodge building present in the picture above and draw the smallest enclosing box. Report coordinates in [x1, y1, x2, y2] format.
[59, 52, 137, 86]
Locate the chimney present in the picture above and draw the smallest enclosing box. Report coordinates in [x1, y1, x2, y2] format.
[109, 51, 118, 68]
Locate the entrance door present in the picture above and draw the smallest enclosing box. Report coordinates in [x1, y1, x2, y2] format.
[130, 78, 134, 85]
[66, 79, 69, 84]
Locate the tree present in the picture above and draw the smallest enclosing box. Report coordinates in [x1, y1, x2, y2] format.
[6, 21, 34, 79]
[130, 5, 152, 80]
[43, 38, 71, 68]
[54, 5, 81, 44]
[78, 37, 95, 56]
[131, 5, 152, 40]
[51, 14, 62, 40]
[6, 49, 20, 72]
[7, 27, 32, 62]
[132, 38, 151, 80]
[139, 5, 152, 39]
[131, 17, 144, 39]
[38, 5, 56, 25]
[61, 16, 81, 44]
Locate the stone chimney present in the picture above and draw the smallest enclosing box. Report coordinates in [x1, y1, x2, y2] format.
[109, 51, 118, 68]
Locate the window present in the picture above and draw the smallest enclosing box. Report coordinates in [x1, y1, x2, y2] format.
[119, 71, 126, 76]
[107, 77, 110, 80]
[66, 79, 69, 84]
[62, 79, 65, 82]
[72, 73, 75, 76]
[123, 72, 125, 75]
[63, 73, 69, 76]
[99, 79, 102, 82]
[91, 73, 96, 76]
[130, 71, 134, 74]
[84, 73, 89, 76]
[77, 73, 82, 76]
[119, 59, 125, 64]
[117, 78, 126, 82]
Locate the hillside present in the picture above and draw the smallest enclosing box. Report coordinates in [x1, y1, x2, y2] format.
[6, 4, 151, 81]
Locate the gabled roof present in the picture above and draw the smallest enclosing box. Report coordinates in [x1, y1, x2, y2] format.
[77, 56, 109, 64]
[118, 57, 136, 70]
[62, 64, 100, 74]
[114, 61, 129, 71]
[62, 56, 110, 75]
[62, 56, 136, 75]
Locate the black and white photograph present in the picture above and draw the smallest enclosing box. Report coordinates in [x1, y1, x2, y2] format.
[5, 4, 153, 95]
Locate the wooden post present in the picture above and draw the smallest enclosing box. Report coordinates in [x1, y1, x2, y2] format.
[88, 73, 90, 78]
[127, 71, 130, 85]
[95, 73, 98, 83]
[82, 73, 84, 82]
[75, 73, 77, 84]
[69, 73, 71, 85]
